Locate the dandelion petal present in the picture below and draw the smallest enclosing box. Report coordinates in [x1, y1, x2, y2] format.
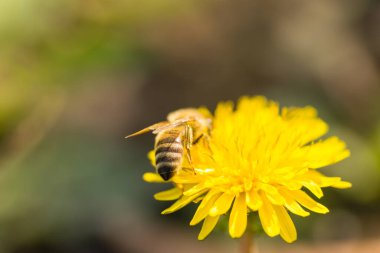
[143, 172, 163, 183]
[282, 106, 328, 144]
[258, 195, 280, 237]
[209, 192, 235, 216]
[183, 183, 207, 196]
[273, 205, 297, 243]
[198, 215, 220, 240]
[332, 181, 352, 189]
[229, 193, 247, 238]
[162, 189, 207, 214]
[317, 174, 352, 189]
[190, 190, 221, 225]
[279, 188, 310, 217]
[154, 188, 182, 201]
[302, 180, 324, 199]
[292, 190, 329, 214]
[246, 189, 262, 211]
[147, 150, 156, 166]
[284, 200, 310, 217]
[303, 137, 350, 168]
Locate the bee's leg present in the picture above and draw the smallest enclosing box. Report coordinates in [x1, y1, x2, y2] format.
[184, 125, 195, 174]
[204, 134, 211, 150]
[186, 152, 192, 165]
[184, 124, 193, 150]
[193, 133, 211, 152]
[184, 125, 193, 162]
[192, 133, 204, 145]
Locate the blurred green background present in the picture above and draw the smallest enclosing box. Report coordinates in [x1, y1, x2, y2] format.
[1, 0, 380, 252]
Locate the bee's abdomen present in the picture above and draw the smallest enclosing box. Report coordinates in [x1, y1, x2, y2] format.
[155, 135, 183, 181]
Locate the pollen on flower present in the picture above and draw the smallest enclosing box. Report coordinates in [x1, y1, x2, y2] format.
[143, 96, 351, 243]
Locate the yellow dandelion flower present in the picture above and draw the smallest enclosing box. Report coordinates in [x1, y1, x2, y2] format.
[143, 96, 351, 243]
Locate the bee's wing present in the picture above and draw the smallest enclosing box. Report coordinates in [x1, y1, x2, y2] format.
[125, 121, 169, 138]
[151, 118, 196, 134]
[125, 118, 196, 138]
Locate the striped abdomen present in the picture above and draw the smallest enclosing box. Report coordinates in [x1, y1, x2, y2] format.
[155, 130, 184, 181]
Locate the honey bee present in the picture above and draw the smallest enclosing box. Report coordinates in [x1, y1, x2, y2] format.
[126, 108, 212, 181]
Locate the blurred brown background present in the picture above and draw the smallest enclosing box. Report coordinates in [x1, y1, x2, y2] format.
[1, 0, 380, 252]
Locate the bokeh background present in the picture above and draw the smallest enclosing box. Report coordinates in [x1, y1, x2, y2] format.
[1, 0, 380, 252]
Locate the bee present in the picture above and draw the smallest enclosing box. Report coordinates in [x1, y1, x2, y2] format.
[126, 108, 212, 181]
